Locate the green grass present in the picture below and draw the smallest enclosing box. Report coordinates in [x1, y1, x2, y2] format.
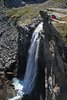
[5, 5, 39, 24]
[53, 0, 64, 2]
[56, 17, 67, 35]
[55, 22, 67, 43]
[5, 1, 67, 43]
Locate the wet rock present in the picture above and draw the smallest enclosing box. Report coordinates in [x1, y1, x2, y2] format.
[16, 25, 31, 79]
[29, 18, 42, 28]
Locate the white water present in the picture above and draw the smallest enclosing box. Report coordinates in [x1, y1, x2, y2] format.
[8, 22, 43, 100]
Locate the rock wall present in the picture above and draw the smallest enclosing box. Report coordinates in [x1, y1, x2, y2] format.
[39, 11, 67, 100]
[0, 1, 67, 99]
[0, 4, 18, 70]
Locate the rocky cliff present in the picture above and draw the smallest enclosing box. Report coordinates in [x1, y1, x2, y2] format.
[0, 0, 67, 100]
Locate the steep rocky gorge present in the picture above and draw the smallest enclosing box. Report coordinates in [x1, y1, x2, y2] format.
[0, 1, 67, 100]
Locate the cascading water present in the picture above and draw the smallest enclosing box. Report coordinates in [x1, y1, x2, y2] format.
[8, 22, 43, 100]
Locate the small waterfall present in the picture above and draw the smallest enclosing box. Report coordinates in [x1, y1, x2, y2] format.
[8, 22, 43, 100]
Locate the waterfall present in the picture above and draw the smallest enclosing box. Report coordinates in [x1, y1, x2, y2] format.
[8, 22, 43, 100]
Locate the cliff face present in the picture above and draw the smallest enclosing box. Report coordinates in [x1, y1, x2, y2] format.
[0, 0, 41, 78]
[0, 4, 18, 70]
[39, 11, 67, 100]
[0, 0, 67, 100]
[0, 2, 33, 99]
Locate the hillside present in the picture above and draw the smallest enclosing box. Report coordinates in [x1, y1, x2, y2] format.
[5, 0, 67, 43]
[5, 0, 67, 24]
[0, 0, 67, 100]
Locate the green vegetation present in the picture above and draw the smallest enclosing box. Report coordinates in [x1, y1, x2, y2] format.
[5, 0, 67, 43]
[5, 5, 39, 24]
[56, 21, 67, 43]
[53, 0, 64, 2]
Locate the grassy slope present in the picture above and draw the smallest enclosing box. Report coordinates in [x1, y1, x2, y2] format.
[5, 0, 66, 22]
[53, 0, 64, 2]
[5, 0, 67, 39]
[5, 5, 39, 24]
[55, 17, 67, 43]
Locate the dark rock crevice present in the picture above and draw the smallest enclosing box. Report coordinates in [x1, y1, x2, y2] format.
[17, 25, 31, 79]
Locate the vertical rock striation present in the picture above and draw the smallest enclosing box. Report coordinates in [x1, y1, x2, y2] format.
[39, 10, 67, 100]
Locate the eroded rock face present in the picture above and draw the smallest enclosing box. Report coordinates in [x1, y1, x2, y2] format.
[0, 1, 67, 99]
[0, 1, 29, 76]
[0, 12, 18, 69]
[39, 10, 67, 100]
[0, 3, 18, 98]
[0, 20, 31, 79]
[0, 1, 41, 79]
[0, 3, 35, 98]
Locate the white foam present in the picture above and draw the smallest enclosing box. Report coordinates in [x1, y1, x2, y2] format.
[8, 95, 22, 100]
[12, 77, 23, 90]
